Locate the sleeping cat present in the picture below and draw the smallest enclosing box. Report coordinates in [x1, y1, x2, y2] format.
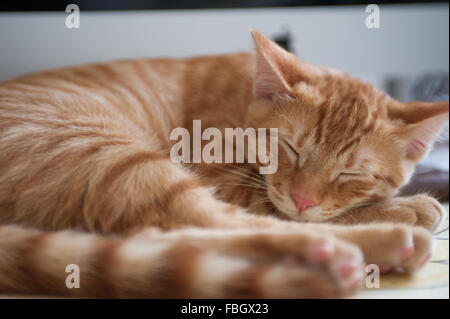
[0, 30, 448, 298]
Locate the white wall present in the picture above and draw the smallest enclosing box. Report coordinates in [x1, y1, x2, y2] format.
[0, 3, 448, 82]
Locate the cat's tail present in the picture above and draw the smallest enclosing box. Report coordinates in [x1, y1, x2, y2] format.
[0, 224, 211, 298]
[0, 224, 198, 297]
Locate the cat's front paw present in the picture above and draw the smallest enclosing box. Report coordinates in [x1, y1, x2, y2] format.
[342, 224, 434, 274]
[246, 234, 366, 298]
[377, 226, 434, 274]
[390, 195, 446, 232]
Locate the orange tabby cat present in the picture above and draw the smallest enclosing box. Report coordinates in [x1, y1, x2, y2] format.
[0, 30, 448, 298]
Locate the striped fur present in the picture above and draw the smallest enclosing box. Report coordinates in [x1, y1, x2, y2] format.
[0, 30, 447, 297]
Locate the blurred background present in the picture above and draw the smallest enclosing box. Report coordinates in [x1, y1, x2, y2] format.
[0, 0, 448, 199]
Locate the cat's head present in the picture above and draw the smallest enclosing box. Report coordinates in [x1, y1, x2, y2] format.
[248, 30, 449, 222]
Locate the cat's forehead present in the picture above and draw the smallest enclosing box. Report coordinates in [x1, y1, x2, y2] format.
[291, 71, 385, 112]
[274, 70, 391, 154]
[320, 74, 379, 103]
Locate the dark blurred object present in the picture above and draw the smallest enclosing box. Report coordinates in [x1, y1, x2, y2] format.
[385, 72, 449, 201]
[407, 73, 449, 102]
[385, 72, 449, 103]
[400, 170, 449, 201]
[1, 0, 447, 11]
[272, 27, 294, 53]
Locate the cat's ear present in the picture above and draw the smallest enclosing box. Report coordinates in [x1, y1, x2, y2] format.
[391, 101, 449, 161]
[251, 29, 298, 99]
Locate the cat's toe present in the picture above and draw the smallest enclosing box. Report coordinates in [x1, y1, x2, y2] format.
[310, 241, 335, 262]
[324, 239, 365, 294]
[400, 227, 434, 273]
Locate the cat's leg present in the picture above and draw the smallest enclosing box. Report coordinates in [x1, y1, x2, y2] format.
[328, 194, 446, 232]
[198, 210, 435, 275]
[5, 132, 253, 233]
[0, 224, 365, 298]
[78, 151, 247, 233]
[137, 180, 436, 275]
[52, 143, 304, 233]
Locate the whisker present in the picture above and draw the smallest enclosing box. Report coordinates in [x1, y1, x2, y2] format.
[213, 165, 265, 185]
[219, 177, 268, 189]
[222, 163, 264, 181]
[219, 183, 268, 192]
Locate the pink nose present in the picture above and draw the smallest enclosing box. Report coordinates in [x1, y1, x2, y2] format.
[291, 193, 317, 213]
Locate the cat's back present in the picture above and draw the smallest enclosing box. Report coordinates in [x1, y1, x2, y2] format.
[0, 52, 253, 127]
[0, 52, 254, 177]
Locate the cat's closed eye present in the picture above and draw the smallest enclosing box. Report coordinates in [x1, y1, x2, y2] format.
[337, 172, 364, 179]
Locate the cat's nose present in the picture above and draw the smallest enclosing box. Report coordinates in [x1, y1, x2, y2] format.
[291, 193, 317, 213]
